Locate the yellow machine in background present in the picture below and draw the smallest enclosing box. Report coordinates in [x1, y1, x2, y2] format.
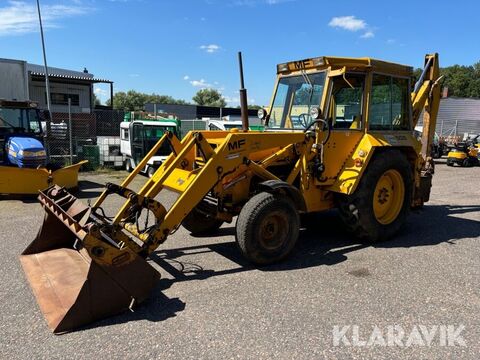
[20, 53, 441, 333]
[0, 100, 86, 195]
[446, 134, 480, 167]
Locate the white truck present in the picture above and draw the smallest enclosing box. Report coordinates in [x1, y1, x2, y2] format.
[120, 117, 180, 177]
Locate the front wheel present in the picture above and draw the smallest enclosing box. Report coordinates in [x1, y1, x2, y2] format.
[336, 150, 412, 242]
[147, 166, 157, 178]
[235, 192, 300, 265]
[125, 159, 133, 172]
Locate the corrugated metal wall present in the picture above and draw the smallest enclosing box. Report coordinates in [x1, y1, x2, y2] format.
[0, 59, 29, 100]
[29, 80, 92, 114]
[419, 98, 480, 136]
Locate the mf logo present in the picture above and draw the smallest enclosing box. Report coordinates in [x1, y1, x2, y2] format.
[294, 59, 311, 70]
[228, 139, 246, 152]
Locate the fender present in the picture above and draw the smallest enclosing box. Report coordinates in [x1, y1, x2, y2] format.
[258, 179, 307, 212]
[327, 133, 419, 195]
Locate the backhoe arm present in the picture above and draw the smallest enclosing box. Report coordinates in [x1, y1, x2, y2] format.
[411, 53, 442, 163]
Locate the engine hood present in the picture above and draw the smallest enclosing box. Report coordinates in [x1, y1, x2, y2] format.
[7, 136, 45, 153]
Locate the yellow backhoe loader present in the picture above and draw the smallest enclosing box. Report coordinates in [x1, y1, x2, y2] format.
[20, 53, 441, 333]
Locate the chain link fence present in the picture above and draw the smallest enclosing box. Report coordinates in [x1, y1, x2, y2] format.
[45, 107, 125, 171]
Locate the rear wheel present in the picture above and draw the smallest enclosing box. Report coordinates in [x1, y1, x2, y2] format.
[182, 204, 224, 235]
[336, 150, 412, 242]
[236, 192, 300, 265]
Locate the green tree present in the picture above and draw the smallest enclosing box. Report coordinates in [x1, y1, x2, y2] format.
[108, 90, 188, 110]
[413, 60, 480, 98]
[192, 89, 227, 107]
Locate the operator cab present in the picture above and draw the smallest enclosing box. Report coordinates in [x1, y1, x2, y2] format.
[0, 100, 45, 167]
[120, 118, 180, 177]
[261, 56, 413, 135]
[259, 56, 414, 183]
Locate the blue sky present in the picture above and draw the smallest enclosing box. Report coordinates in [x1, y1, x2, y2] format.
[1, 0, 479, 106]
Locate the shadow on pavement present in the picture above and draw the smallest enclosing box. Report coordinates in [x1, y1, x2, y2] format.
[76, 204, 479, 331]
[78, 288, 186, 333]
[75, 180, 104, 199]
[151, 204, 480, 288]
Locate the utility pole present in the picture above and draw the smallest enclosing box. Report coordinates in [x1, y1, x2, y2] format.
[36, 0, 51, 113]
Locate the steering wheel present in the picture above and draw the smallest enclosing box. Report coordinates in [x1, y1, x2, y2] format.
[297, 113, 310, 128]
[304, 118, 331, 145]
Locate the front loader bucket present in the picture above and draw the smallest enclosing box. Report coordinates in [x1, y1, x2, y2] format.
[20, 186, 159, 334]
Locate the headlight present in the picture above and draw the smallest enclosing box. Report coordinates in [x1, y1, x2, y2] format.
[257, 108, 267, 120]
[22, 150, 46, 157]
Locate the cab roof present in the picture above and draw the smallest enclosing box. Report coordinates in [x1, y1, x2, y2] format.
[0, 99, 38, 109]
[276, 56, 413, 77]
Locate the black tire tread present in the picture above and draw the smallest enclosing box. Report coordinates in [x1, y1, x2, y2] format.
[336, 150, 412, 243]
[236, 192, 299, 265]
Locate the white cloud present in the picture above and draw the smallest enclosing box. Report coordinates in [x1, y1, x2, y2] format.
[328, 15, 366, 32]
[0, 1, 88, 36]
[231, 0, 294, 5]
[223, 95, 256, 106]
[94, 87, 107, 96]
[183, 75, 190, 80]
[200, 44, 220, 53]
[265, 0, 290, 4]
[361, 31, 374, 39]
[129, 73, 140, 77]
[190, 79, 212, 88]
[387, 39, 396, 44]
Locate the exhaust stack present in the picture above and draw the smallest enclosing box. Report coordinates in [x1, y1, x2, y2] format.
[238, 52, 249, 132]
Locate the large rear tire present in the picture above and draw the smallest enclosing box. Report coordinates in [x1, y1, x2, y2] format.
[182, 204, 224, 235]
[235, 192, 300, 265]
[336, 150, 412, 243]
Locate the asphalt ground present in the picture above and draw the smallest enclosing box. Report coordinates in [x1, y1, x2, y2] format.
[0, 158, 479, 359]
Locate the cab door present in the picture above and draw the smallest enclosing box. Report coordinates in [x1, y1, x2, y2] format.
[319, 73, 366, 183]
[130, 122, 145, 166]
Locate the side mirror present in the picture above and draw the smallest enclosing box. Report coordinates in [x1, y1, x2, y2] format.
[257, 108, 270, 125]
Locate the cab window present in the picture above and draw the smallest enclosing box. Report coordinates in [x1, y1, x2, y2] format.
[329, 74, 365, 130]
[370, 74, 411, 130]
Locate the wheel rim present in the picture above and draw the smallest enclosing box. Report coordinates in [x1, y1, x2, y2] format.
[373, 169, 405, 225]
[258, 210, 289, 250]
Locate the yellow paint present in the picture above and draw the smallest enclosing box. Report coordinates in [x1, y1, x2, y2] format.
[447, 151, 466, 160]
[0, 160, 86, 195]
[373, 169, 405, 225]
